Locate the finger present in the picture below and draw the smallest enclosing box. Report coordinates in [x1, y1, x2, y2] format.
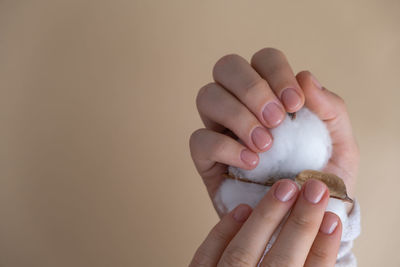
[262, 179, 329, 266]
[212, 54, 286, 128]
[251, 48, 305, 112]
[190, 204, 252, 267]
[296, 70, 356, 144]
[296, 70, 352, 125]
[218, 179, 299, 266]
[196, 82, 272, 153]
[190, 128, 259, 174]
[304, 212, 342, 267]
[296, 70, 358, 197]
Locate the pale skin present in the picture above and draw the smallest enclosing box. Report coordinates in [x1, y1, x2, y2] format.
[189, 48, 359, 266]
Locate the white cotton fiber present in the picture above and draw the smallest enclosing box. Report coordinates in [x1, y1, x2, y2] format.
[228, 107, 332, 183]
[215, 179, 270, 214]
[215, 107, 348, 233]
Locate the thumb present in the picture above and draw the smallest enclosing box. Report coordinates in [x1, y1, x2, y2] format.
[296, 71, 359, 198]
[296, 71, 346, 122]
[296, 71, 356, 144]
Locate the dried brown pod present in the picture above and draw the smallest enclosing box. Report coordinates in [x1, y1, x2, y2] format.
[223, 169, 353, 203]
[295, 170, 353, 203]
[223, 173, 277, 186]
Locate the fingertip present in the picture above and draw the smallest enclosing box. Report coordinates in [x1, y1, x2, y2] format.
[262, 101, 286, 128]
[231, 204, 253, 223]
[251, 126, 273, 151]
[302, 179, 329, 205]
[280, 87, 305, 113]
[297, 70, 320, 94]
[240, 149, 259, 169]
[320, 212, 342, 235]
[250, 47, 284, 65]
[303, 210, 342, 267]
[273, 179, 299, 203]
[296, 71, 337, 120]
[212, 53, 244, 81]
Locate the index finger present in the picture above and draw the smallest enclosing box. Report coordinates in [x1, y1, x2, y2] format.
[212, 54, 286, 128]
[189, 204, 252, 267]
[262, 179, 330, 266]
[218, 180, 299, 266]
[251, 48, 305, 113]
[304, 212, 342, 267]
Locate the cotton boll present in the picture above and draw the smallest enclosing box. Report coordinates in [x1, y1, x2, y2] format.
[215, 107, 348, 227]
[228, 107, 332, 183]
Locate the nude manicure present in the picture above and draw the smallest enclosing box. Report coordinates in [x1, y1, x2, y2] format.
[304, 179, 326, 204]
[232, 205, 252, 223]
[320, 212, 339, 235]
[281, 88, 302, 111]
[251, 127, 272, 150]
[262, 102, 285, 127]
[240, 149, 258, 166]
[274, 181, 297, 202]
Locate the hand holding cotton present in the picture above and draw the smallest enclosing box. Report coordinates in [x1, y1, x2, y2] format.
[215, 107, 348, 235]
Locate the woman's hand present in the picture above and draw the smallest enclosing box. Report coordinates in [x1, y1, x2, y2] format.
[189, 48, 359, 214]
[190, 179, 342, 267]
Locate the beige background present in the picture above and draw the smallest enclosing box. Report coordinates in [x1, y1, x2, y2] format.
[1, 1, 399, 266]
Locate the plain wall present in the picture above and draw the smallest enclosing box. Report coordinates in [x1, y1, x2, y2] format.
[1, 1, 399, 266]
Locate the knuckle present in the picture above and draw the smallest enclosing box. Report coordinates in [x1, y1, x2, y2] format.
[289, 213, 314, 231]
[213, 54, 241, 78]
[191, 248, 214, 267]
[254, 205, 276, 222]
[220, 246, 252, 267]
[210, 224, 230, 243]
[257, 47, 284, 57]
[196, 83, 215, 110]
[241, 78, 268, 102]
[262, 252, 291, 267]
[297, 70, 311, 78]
[230, 102, 248, 120]
[294, 70, 311, 84]
[252, 47, 284, 63]
[209, 137, 229, 159]
[227, 107, 258, 142]
[189, 129, 205, 150]
[308, 245, 330, 262]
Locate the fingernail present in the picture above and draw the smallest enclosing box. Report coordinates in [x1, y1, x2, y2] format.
[232, 205, 252, 222]
[262, 102, 285, 127]
[310, 73, 322, 89]
[281, 88, 302, 111]
[320, 212, 339, 234]
[251, 127, 272, 150]
[274, 181, 297, 202]
[240, 149, 258, 166]
[304, 179, 326, 204]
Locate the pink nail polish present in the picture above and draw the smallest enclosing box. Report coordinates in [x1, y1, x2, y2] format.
[281, 88, 302, 111]
[262, 102, 285, 127]
[232, 205, 252, 222]
[274, 181, 297, 202]
[251, 127, 272, 150]
[240, 149, 258, 166]
[320, 212, 339, 234]
[304, 179, 326, 204]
